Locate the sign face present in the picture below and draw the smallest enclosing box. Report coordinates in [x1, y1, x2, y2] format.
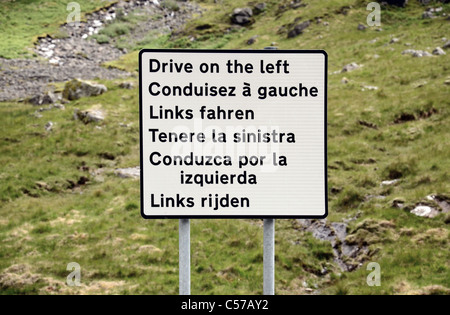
[139, 50, 327, 219]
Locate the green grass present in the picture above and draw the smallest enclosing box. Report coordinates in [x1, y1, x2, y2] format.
[0, 0, 449, 295]
[0, 82, 337, 294]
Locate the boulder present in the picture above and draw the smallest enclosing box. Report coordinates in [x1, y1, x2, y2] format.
[247, 35, 258, 45]
[422, 11, 435, 19]
[287, 21, 311, 38]
[28, 91, 57, 106]
[44, 121, 54, 132]
[115, 166, 140, 179]
[411, 205, 440, 218]
[118, 82, 135, 89]
[432, 47, 446, 55]
[231, 8, 253, 25]
[341, 62, 360, 73]
[357, 23, 367, 31]
[254, 3, 267, 15]
[74, 107, 105, 124]
[381, 179, 400, 186]
[63, 79, 107, 100]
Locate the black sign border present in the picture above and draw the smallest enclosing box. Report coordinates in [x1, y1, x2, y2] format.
[139, 49, 328, 219]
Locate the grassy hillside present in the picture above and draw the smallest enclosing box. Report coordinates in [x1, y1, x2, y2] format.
[0, 0, 116, 59]
[0, 0, 449, 295]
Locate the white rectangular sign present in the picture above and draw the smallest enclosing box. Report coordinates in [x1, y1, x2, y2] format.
[139, 50, 327, 218]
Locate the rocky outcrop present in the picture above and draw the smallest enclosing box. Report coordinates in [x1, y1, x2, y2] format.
[231, 8, 254, 25]
[28, 91, 58, 106]
[63, 79, 107, 100]
[287, 21, 311, 38]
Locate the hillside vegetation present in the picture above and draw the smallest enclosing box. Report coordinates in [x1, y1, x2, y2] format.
[0, 0, 449, 295]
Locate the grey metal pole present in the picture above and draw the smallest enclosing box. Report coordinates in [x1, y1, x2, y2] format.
[179, 219, 190, 295]
[263, 219, 275, 295]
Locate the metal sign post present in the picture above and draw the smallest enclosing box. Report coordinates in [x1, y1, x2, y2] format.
[179, 218, 275, 296]
[179, 219, 190, 295]
[263, 219, 275, 295]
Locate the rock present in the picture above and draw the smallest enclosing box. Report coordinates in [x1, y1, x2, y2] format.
[287, 21, 311, 38]
[28, 91, 57, 106]
[357, 24, 367, 31]
[74, 107, 105, 124]
[63, 79, 107, 100]
[33, 112, 43, 119]
[392, 198, 406, 209]
[341, 77, 349, 84]
[432, 47, 446, 55]
[290, 0, 306, 10]
[115, 167, 140, 179]
[413, 50, 432, 57]
[428, 195, 450, 213]
[410, 205, 440, 218]
[413, 80, 428, 88]
[35, 181, 50, 190]
[403, 49, 432, 57]
[341, 62, 360, 73]
[53, 103, 66, 110]
[422, 11, 435, 19]
[45, 121, 54, 132]
[381, 179, 400, 186]
[362, 85, 379, 91]
[247, 35, 259, 45]
[37, 106, 53, 113]
[118, 81, 135, 89]
[443, 41, 450, 50]
[254, 3, 267, 15]
[402, 49, 415, 55]
[231, 8, 253, 25]
[299, 219, 364, 272]
[390, 38, 400, 44]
